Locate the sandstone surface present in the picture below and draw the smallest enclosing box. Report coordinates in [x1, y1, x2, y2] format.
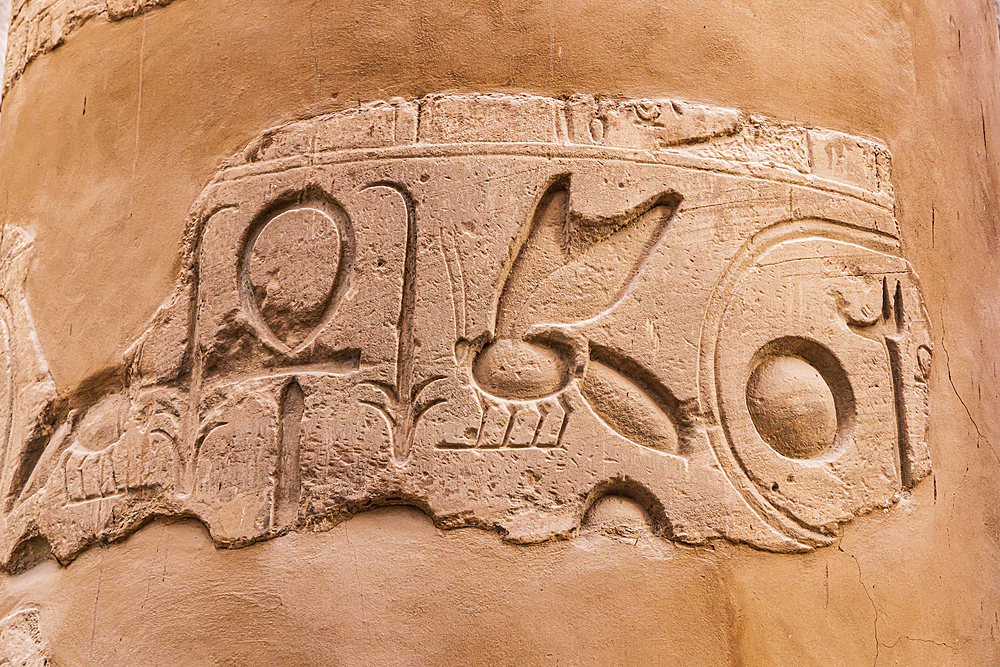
[0, 0, 996, 665]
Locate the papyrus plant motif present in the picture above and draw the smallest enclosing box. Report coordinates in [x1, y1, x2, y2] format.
[471, 176, 685, 452]
[0, 95, 933, 563]
[351, 183, 444, 467]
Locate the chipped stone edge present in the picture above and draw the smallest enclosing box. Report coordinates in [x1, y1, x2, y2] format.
[3, 0, 174, 97]
[222, 94, 894, 213]
[0, 94, 922, 570]
[0, 608, 50, 666]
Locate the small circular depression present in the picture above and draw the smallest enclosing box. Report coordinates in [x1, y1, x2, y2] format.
[746, 355, 837, 459]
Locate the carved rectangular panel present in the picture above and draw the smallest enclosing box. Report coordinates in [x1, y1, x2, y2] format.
[0, 94, 932, 565]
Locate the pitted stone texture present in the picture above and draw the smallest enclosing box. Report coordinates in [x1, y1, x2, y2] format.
[0, 94, 932, 567]
[0, 609, 50, 667]
[245, 206, 346, 349]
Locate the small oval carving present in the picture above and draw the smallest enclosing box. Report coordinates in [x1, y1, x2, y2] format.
[246, 207, 342, 349]
[473, 339, 571, 401]
[581, 359, 678, 454]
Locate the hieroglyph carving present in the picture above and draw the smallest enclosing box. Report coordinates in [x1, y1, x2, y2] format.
[0, 94, 932, 565]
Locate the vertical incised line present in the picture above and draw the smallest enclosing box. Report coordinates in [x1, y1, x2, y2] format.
[275, 380, 305, 529]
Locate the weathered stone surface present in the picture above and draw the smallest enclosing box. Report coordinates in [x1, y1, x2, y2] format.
[3, 0, 175, 95]
[0, 94, 932, 565]
[0, 609, 50, 667]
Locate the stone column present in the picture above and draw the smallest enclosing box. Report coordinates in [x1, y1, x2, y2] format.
[0, 1, 997, 664]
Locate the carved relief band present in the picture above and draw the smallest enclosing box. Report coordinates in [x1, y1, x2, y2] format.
[0, 94, 932, 564]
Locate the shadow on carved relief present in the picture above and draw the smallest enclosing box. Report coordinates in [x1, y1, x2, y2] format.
[241, 194, 354, 353]
[7, 534, 54, 575]
[0, 94, 933, 569]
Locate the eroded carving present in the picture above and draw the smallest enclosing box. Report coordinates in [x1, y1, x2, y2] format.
[243, 204, 348, 351]
[0, 94, 933, 565]
[0, 609, 50, 667]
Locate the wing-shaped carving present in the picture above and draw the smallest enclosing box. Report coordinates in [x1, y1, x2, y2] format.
[473, 176, 680, 402]
[497, 177, 680, 340]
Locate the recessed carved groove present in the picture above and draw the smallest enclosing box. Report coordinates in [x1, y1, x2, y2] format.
[356, 181, 421, 466]
[747, 355, 837, 460]
[274, 380, 305, 530]
[473, 175, 680, 403]
[582, 477, 673, 539]
[495, 177, 681, 340]
[885, 337, 912, 488]
[745, 337, 855, 461]
[6, 398, 70, 510]
[238, 187, 355, 357]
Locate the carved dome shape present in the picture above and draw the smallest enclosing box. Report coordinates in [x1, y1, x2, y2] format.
[746, 355, 837, 459]
[472, 339, 571, 400]
[244, 206, 344, 350]
[0, 95, 934, 563]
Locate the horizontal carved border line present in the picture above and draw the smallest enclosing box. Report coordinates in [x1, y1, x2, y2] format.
[0, 95, 930, 568]
[222, 94, 894, 207]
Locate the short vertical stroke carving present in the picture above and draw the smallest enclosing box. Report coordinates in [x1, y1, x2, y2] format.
[275, 380, 304, 530]
[0, 94, 932, 566]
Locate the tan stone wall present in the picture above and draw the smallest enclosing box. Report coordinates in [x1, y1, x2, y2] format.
[0, 0, 997, 664]
[0, 1, 10, 83]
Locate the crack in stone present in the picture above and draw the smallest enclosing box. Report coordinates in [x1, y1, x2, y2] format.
[5, 0, 181, 97]
[87, 547, 106, 661]
[840, 544, 880, 666]
[941, 327, 1000, 465]
[883, 635, 969, 651]
[841, 541, 970, 663]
